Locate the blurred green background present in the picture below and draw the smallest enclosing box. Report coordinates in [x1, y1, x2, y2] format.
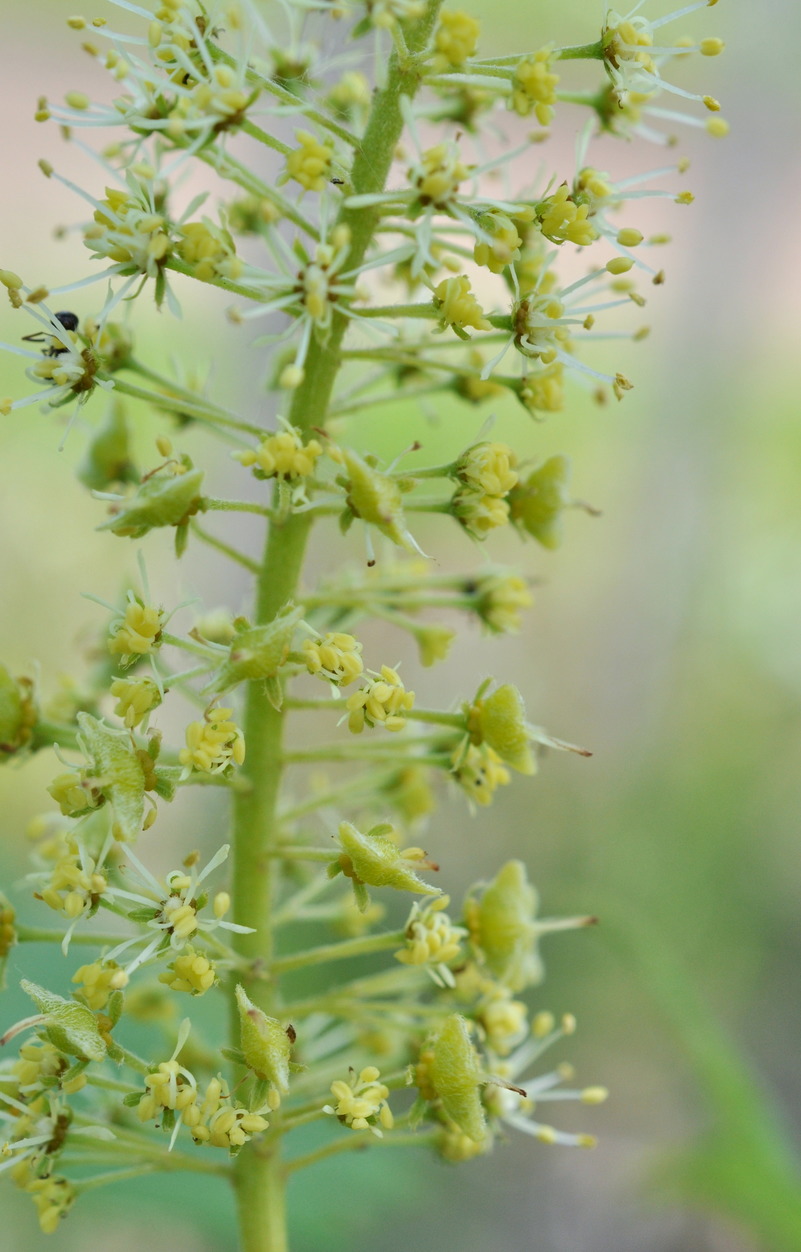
[2, 1, 800, 1249]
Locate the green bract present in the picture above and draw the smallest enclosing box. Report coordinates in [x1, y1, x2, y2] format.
[236, 985, 292, 1094]
[470, 683, 535, 775]
[205, 603, 303, 694]
[508, 454, 572, 549]
[332, 821, 440, 897]
[21, 979, 107, 1062]
[99, 463, 205, 537]
[466, 859, 543, 990]
[76, 712, 146, 840]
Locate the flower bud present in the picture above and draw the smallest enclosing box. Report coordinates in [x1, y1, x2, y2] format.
[465, 860, 541, 990]
[0, 665, 36, 757]
[77, 401, 138, 491]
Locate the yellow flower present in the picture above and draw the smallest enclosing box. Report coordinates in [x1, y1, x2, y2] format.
[159, 947, 217, 995]
[72, 960, 129, 1010]
[452, 742, 510, 806]
[110, 675, 161, 727]
[284, 130, 334, 192]
[434, 275, 491, 333]
[452, 487, 510, 540]
[456, 442, 518, 497]
[108, 597, 164, 662]
[537, 184, 597, 247]
[411, 143, 470, 207]
[324, 1066, 394, 1135]
[511, 48, 560, 126]
[179, 708, 245, 775]
[233, 429, 323, 480]
[395, 895, 466, 986]
[346, 666, 415, 733]
[434, 11, 480, 67]
[474, 210, 522, 273]
[303, 632, 364, 686]
[471, 571, 533, 634]
[177, 219, 243, 283]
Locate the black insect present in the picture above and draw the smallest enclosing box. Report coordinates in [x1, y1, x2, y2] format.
[22, 311, 79, 356]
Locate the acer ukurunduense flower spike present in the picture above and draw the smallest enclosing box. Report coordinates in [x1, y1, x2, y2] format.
[0, 0, 727, 1245]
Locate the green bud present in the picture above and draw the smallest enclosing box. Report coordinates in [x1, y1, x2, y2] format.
[0, 665, 36, 757]
[235, 985, 292, 1094]
[205, 603, 303, 694]
[508, 454, 571, 548]
[21, 980, 107, 1061]
[341, 450, 422, 554]
[428, 1014, 486, 1143]
[77, 401, 138, 492]
[76, 713, 146, 840]
[99, 463, 205, 538]
[333, 821, 440, 898]
[469, 683, 535, 775]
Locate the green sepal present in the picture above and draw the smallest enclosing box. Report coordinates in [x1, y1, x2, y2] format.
[21, 980, 107, 1062]
[77, 712, 146, 841]
[264, 674, 283, 712]
[429, 1014, 486, 1144]
[98, 464, 205, 539]
[106, 990, 125, 1028]
[471, 684, 535, 775]
[174, 520, 190, 559]
[352, 880, 371, 913]
[122, 1091, 141, 1108]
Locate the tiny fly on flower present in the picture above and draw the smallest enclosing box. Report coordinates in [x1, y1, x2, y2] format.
[22, 310, 79, 356]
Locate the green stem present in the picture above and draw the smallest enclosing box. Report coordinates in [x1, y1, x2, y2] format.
[15, 924, 127, 946]
[269, 930, 404, 975]
[286, 1129, 436, 1175]
[190, 520, 260, 573]
[229, 5, 444, 1247]
[111, 375, 264, 437]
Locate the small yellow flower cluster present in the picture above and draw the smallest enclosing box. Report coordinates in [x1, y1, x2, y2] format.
[473, 209, 524, 274]
[434, 275, 490, 333]
[26, 1175, 75, 1235]
[479, 990, 528, 1055]
[138, 1062, 270, 1148]
[233, 429, 323, 480]
[14, 1039, 69, 1094]
[396, 895, 466, 986]
[284, 130, 334, 192]
[346, 666, 415, 733]
[0, 899, 15, 957]
[36, 838, 107, 918]
[434, 11, 480, 67]
[520, 362, 565, 414]
[179, 708, 245, 774]
[108, 599, 164, 662]
[303, 632, 364, 686]
[472, 571, 533, 634]
[452, 742, 510, 806]
[324, 1066, 394, 1135]
[85, 187, 172, 278]
[511, 47, 560, 126]
[537, 184, 597, 247]
[176, 220, 243, 283]
[159, 946, 217, 995]
[453, 441, 519, 541]
[72, 960, 129, 1010]
[327, 71, 372, 118]
[110, 675, 161, 728]
[513, 290, 568, 364]
[367, 0, 425, 29]
[411, 143, 470, 208]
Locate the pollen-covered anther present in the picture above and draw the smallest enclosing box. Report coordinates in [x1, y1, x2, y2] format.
[511, 47, 560, 126]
